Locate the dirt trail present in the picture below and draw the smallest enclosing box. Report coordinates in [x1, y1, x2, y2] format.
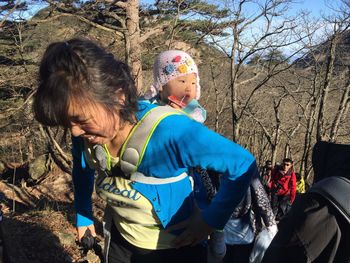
[0, 166, 104, 263]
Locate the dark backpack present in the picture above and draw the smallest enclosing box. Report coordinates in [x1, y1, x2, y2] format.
[309, 176, 350, 224]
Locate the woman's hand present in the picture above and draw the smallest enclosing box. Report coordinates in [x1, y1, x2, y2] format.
[77, 224, 96, 242]
[167, 207, 214, 248]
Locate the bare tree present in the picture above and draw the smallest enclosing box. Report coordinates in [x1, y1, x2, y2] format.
[0, 0, 26, 28]
[289, 0, 350, 182]
[316, 27, 341, 141]
[247, 91, 296, 166]
[208, 61, 230, 132]
[202, 0, 311, 142]
[329, 68, 350, 141]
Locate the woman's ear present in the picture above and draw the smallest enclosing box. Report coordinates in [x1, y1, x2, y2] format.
[116, 88, 126, 105]
[159, 86, 168, 102]
[159, 90, 164, 100]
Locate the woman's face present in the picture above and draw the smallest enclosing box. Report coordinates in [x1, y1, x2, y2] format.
[68, 100, 121, 145]
[160, 73, 197, 105]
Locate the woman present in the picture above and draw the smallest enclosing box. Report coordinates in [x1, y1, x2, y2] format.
[33, 38, 257, 263]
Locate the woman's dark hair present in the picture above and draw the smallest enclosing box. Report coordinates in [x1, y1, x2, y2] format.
[33, 38, 138, 127]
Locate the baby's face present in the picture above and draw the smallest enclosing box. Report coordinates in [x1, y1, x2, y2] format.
[161, 73, 197, 105]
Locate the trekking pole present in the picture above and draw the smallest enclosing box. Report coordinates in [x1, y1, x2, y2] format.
[0, 205, 8, 263]
[0, 206, 3, 263]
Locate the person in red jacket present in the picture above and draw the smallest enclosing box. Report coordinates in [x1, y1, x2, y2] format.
[268, 158, 296, 221]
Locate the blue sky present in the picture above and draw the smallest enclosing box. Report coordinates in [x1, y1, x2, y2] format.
[289, 0, 332, 18]
[292, 0, 326, 14]
[10, 0, 333, 21]
[141, 0, 332, 18]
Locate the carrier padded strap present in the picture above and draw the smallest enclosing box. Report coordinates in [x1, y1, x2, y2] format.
[130, 171, 188, 185]
[309, 176, 350, 223]
[120, 106, 181, 175]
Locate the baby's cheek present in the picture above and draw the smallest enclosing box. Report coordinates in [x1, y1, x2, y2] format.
[172, 91, 186, 99]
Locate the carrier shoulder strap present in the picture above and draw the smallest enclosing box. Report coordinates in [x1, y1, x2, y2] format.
[119, 105, 182, 176]
[309, 176, 350, 224]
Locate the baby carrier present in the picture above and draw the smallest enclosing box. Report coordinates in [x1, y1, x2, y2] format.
[91, 105, 188, 184]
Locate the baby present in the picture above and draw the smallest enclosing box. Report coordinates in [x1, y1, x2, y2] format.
[144, 50, 226, 259]
[144, 50, 206, 123]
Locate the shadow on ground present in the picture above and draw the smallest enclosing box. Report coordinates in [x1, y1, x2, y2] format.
[1, 215, 73, 263]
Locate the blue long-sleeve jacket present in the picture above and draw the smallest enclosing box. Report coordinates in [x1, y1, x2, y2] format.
[72, 101, 257, 230]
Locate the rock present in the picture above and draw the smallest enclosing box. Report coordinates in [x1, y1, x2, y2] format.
[57, 231, 76, 247]
[0, 161, 5, 174]
[86, 250, 101, 263]
[28, 154, 52, 181]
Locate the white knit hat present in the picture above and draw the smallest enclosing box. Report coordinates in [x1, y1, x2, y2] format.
[144, 50, 201, 100]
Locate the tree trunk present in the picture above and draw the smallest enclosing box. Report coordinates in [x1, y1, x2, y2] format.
[299, 64, 320, 178]
[329, 80, 350, 142]
[316, 34, 338, 141]
[271, 97, 283, 166]
[125, 0, 142, 92]
[230, 27, 239, 142]
[284, 143, 290, 159]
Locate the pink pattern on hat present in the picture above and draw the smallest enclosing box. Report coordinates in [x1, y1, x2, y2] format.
[144, 50, 201, 100]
